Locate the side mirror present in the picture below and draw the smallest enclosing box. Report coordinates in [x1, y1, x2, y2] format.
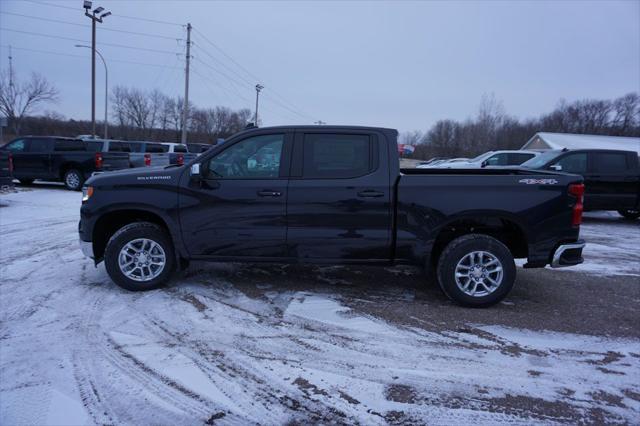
[550, 164, 562, 171]
[190, 163, 201, 177]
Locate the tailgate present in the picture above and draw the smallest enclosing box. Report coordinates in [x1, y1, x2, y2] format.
[101, 152, 130, 171]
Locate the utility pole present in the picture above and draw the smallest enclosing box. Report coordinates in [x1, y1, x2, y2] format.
[254, 84, 264, 125]
[314, 120, 326, 125]
[8, 45, 13, 88]
[83, 1, 111, 139]
[181, 23, 192, 144]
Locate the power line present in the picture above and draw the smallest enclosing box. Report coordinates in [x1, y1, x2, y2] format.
[192, 27, 316, 122]
[0, 28, 181, 55]
[0, 11, 183, 41]
[0, 44, 183, 69]
[193, 57, 252, 99]
[22, 0, 184, 27]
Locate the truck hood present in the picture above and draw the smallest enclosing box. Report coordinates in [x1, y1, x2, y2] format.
[85, 165, 182, 187]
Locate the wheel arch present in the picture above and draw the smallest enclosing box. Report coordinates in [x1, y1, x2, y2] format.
[428, 211, 529, 267]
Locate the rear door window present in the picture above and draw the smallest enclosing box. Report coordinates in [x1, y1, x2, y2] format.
[54, 139, 86, 151]
[145, 144, 168, 153]
[508, 153, 535, 165]
[302, 134, 372, 178]
[591, 152, 628, 173]
[173, 144, 188, 153]
[108, 142, 131, 152]
[484, 153, 509, 166]
[28, 138, 53, 152]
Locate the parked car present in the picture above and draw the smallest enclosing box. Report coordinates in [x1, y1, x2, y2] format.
[162, 142, 198, 166]
[420, 150, 540, 169]
[127, 142, 171, 168]
[80, 125, 585, 307]
[0, 136, 130, 190]
[0, 151, 13, 188]
[521, 149, 640, 219]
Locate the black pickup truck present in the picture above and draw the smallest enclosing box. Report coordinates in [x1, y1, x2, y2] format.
[0, 136, 130, 190]
[0, 150, 13, 188]
[521, 149, 640, 219]
[79, 126, 586, 307]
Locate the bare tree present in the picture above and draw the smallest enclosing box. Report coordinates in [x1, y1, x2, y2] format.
[0, 70, 58, 134]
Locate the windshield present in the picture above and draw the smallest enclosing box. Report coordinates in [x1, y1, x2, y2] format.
[469, 152, 494, 163]
[521, 150, 561, 169]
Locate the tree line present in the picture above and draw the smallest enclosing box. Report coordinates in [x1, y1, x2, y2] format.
[402, 93, 640, 160]
[0, 70, 252, 144]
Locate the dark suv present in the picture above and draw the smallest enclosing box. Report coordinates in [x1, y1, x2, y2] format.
[522, 149, 640, 219]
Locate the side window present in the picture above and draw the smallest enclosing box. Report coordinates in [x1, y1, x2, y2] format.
[54, 139, 86, 151]
[208, 134, 284, 179]
[508, 153, 535, 165]
[4, 139, 26, 152]
[28, 138, 52, 152]
[145, 144, 168, 153]
[85, 141, 102, 152]
[485, 153, 508, 166]
[302, 134, 371, 178]
[174, 144, 188, 153]
[554, 153, 587, 174]
[592, 153, 628, 173]
[109, 142, 131, 152]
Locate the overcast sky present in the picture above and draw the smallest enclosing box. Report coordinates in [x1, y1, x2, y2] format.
[1, 0, 639, 133]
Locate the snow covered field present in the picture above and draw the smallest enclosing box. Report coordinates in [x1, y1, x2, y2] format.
[1, 186, 639, 424]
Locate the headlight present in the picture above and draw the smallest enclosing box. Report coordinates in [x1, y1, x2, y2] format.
[82, 186, 94, 202]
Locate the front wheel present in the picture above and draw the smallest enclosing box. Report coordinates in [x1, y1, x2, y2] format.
[104, 222, 175, 291]
[64, 169, 84, 191]
[436, 234, 516, 308]
[618, 209, 640, 220]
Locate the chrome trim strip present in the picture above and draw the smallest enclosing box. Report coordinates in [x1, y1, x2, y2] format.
[551, 242, 585, 268]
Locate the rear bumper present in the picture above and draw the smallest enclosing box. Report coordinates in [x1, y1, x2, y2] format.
[551, 240, 585, 268]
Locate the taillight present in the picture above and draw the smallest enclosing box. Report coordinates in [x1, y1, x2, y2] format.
[177, 153, 184, 166]
[144, 153, 151, 167]
[95, 152, 103, 169]
[8, 153, 13, 173]
[568, 183, 584, 226]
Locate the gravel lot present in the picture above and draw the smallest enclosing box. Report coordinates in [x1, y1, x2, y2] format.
[1, 184, 639, 425]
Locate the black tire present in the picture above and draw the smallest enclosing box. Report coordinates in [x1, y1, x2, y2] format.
[63, 169, 84, 191]
[104, 222, 175, 291]
[618, 209, 640, 220]
[436, 234, 516, 308]
[18, 178, 34, 185]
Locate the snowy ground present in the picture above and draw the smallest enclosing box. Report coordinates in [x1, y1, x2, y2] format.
[1, 185, 639, 425]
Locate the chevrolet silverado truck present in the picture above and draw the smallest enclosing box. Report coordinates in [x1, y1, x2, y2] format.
[79, 126, 586, 307]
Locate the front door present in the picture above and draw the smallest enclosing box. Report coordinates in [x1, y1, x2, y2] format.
[24, 138, 53, 178]
[179, 132, 292, 258]
[286, 131, 392, 261]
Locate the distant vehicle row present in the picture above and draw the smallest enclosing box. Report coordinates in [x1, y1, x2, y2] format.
[0, 136, 214, 190]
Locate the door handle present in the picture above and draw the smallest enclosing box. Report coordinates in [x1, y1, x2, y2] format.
[357, 190, 384, 198]
[257, 190, 282, 197]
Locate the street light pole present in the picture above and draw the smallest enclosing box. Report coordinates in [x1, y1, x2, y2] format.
[83, 1, 110, 138]
[254, 84, 264, 125]
[76, 45, 108, 139]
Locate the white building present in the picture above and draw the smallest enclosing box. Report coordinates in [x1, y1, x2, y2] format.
[522, 132, 640, 154]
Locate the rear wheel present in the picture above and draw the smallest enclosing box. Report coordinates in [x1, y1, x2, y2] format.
[436, 234, 516, 308]
[63, 169, 84, 191]
[104, 222, 175, 291]
[618, 209, 640, 220]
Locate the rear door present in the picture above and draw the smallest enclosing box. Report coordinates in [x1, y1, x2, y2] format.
[587, 151, 638, 210]
[286, 130, 392, 261]
[179, 131, 292, 257]
[24, 137, 54, 178]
